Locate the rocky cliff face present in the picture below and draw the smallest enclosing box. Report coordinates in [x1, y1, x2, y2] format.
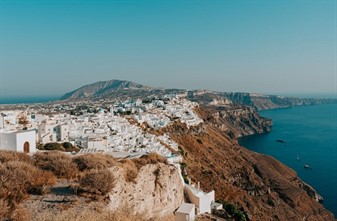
[221, 92, 337, 110]
[164, 107, 335, 221]
[107, 163, 184, 220]
[209, 106, 272, 137]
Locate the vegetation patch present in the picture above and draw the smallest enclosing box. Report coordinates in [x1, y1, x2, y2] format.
[76, 169, 115, 197]
[33, 151, 78, 179]
[73, 154, 118, 171]
[38, 142, 79, 152]
[0, 161, 56, 221]
[0, 150, 31, 163]
[133, 153, 168, 169]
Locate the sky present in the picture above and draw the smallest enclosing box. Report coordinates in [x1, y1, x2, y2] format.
[0, 0, 336, 98]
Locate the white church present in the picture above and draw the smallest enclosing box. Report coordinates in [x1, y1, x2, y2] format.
[0, 130, 37, 154]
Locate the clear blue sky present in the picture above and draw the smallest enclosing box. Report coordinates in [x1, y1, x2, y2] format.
[0, 0, 336, 97]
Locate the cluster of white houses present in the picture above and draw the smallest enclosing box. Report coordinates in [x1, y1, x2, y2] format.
[0, 96, 219, 220]
[0, 97, 201, 156]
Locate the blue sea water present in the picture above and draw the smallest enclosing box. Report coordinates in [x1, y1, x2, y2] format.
[238, 103, 337, 216]
[0, 96, 59, 104]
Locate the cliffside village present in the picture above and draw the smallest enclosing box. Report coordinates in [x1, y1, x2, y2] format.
[0, 95, 222, 221]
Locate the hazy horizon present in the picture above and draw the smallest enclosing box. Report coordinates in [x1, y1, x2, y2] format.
[1, 0, 336, 97]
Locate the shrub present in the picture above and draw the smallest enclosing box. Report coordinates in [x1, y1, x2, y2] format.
[78, 169, 115, 196]
[63, 142, 73, 149]
[62, 142, 79, 152]
[133, 153, 168, 169]
[0, 199, 9, 220]
[225, 203, 237, 215]
[182, 174, 189, 184]
[73, 154, 118, 171]
[197, 139, 203, 144]
[234, 211, 247, 221]
[44, 142, 65, 151]
[180, 162, 187, 169]
[9, 206, 31, 221]
[121, 159, 139, 183]
[0, 150, 31, 163]
[34, 151, 78, 179]
[0, 161, 57, 199]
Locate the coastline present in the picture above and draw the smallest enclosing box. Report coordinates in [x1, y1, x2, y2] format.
[237, 103, 337, 217]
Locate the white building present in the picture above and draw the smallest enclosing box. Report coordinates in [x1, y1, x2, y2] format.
[184, 184, 215, 214]
[0, 115, 4, 130]
[38, 122, 69, 144]
[85, 136, 107, 149]
[0, 130, 37, 153]
[175, 203, 195, 221]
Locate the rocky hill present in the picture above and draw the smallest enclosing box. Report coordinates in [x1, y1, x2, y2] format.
[60, 79, 152, 100]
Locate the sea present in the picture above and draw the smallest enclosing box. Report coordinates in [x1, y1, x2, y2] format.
[239, 103, 337, 216]
[0, 96, 59, 105]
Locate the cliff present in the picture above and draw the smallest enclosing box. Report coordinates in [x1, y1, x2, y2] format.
[221, 92, 337, 110]
[164, 107, 335, 221]
[108, 163, 184, 219]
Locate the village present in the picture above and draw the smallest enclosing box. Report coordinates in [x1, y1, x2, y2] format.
[0, 94, 228, 221]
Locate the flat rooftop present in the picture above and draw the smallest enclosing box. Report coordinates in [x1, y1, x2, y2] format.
[176, 203, 195, 214]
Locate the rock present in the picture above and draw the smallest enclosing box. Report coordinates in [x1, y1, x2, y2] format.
[107, 163, 184, 219]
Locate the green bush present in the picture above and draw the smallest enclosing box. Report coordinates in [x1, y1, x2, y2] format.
[225, 203, 237, 215]
[234, 211, 247, 221]
[44, 143, 64, 151]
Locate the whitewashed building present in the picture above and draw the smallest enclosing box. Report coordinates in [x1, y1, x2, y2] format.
[38, 122, 69, 143]
[0, 130, 37, 153]
[184, 184, 215, 214]
[175, 203, 195, 221]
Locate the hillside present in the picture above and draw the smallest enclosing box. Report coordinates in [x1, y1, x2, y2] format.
[0, 151, 181, 221]
[163, 107, 335, 221]
[60, 79, 152, 100]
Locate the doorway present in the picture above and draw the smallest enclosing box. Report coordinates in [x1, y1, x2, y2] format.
[23, 142, 30, 153]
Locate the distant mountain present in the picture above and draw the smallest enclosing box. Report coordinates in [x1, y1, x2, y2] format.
[60, 79, 152, 100]
[61, 79, 337, 110]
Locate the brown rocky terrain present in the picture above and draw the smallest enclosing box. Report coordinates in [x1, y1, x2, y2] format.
[108, 163, 184, 219]
[0, 151, 182, 221]
[164, 106, 336, 221]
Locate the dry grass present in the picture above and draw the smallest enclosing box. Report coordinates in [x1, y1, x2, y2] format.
[120, 159, 139, 183]
[0, 161, 56, 200]
[8, 206, 31, 221]
[0, 199, 9, 219]
[133, 153, 168, 169]
[73, 154, 118, 171]
[0, 150, 31, 163]
[0, 151, 172, 220]
[118, 153, 168, 183]
[76, 169, 115, 196]
[0, 161, 56, 221]
[33, 151, 79, 179]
